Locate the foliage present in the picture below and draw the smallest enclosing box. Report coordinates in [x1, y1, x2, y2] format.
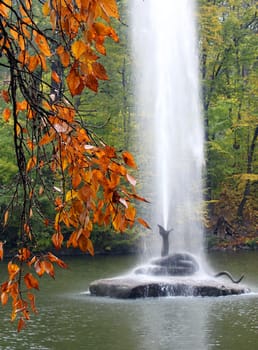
[0, 0, 149, 331]
[199, 0, 257, 234]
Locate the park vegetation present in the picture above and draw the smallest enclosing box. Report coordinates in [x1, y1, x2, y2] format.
[0, 0, 149, 331]
[0, 0, 257, 330]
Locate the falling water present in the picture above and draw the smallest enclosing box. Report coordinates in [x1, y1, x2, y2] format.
[131, 0, 204, 258]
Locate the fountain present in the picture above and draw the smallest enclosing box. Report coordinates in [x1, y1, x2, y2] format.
[89, 0, 249, 298]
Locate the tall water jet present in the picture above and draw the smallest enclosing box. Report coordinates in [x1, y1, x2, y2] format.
[89, 0, 249, 299]
[130, 0, 204, 258]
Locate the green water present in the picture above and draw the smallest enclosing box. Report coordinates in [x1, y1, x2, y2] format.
[0, 252, 257, 350]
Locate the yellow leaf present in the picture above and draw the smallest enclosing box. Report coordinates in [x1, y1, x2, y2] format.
[65, 190, 77, 202]
[99, 0, 119, 19]
[71, 40, 86, 60]
[42, 1, 50, 15]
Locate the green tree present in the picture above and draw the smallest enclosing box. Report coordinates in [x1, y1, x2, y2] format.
[199, 0, 257, 236]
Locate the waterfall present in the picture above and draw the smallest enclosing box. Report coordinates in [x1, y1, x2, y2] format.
[131, 0, 205, 259]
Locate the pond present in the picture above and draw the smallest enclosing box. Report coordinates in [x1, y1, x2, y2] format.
[0, 251, 257, 350]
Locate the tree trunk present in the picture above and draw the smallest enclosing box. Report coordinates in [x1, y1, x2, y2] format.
[237, 126, 258, 220]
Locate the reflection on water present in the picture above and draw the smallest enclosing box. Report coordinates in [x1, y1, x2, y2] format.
[0, 252, 258, 350]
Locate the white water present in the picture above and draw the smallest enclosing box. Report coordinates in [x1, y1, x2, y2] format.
[131, 0, 204, 258]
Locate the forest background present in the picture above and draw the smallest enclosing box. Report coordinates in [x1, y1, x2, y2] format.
[0, 0, 257, 253]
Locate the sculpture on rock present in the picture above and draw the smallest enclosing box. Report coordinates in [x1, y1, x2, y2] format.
[158, 224, 173, 257]
[135, 224, 244, 284]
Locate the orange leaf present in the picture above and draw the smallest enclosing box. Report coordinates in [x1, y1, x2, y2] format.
[8, 262, 20, 280]
[77, 234, 88, 252]
[3, 108, 11, 122]
[0, 241, 3, 261]
[24, 273, 39, 290]
[18, 248, 31, 261]
[18, 317, 26, 332]
[137, 217, 151, 229]
[42, 1, 50, 15]
[51, 70, 61, 83]
[72, 172, 81, 188]
[1, 90, 10, 103]
[92, 62, 108, 80]
[34, 32, 52, 56]
[27, 292, 38, 313]
[125, 206, 136, 222]
[47, 252, 68, 269]
[99, 0, 119, 19]
[34, 259, 45, 277]
[39, 129, 55, 146]
[85, 74, 98, 92]
[87, 238, 94, 256]
[3, 210, 9, 226]
[52, 232, 63, 250]
[26, 156, 37, 172]
[129, 193, 150, 203]
[57, 46, 70, 67]
[67, 68, 84, 96]
[122, 151, 137, 169]
[1, 291, 8, 306]
[42, 261, 55, 278]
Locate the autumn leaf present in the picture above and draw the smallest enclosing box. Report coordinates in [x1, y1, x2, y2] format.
[8, 262, 20, 280]
[34, 32, 52, 56]
[18, 248, 31, 261]
[0, 241, 3, 261]
[1, 90, 10, 103]
[27, 292, 38, 313]
[77, 234, 88, 252]
[1, 291, 8, 306]
[71, 40, 87, 60]
[17, 317, 26, 332]
[51, 71, 61, 83]
[3, 108, 11, 122]
[52, 232, 64, 250]
[92, 62, 108, 80]
[26, 156, 37, 172]
[137, 217, 151, 229]
[34, 259, 45, 277]
[47, 252, 68, 269]
[98, 0, 119, 20]
[122, 151, 137, 169]
[3, 210, 9, 226]
[67, 67, 84, 96]
[87, 238, 94, 256]
[24, 273, 39, 290]
[126, 173, 136, 187]
[42, 261, 55, 278]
